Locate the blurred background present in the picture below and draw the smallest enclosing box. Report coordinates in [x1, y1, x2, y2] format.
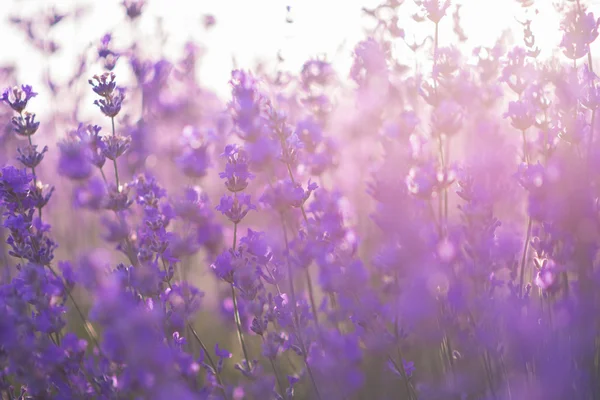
[1, 0, 576, 103]
[3, 1, 600, 398]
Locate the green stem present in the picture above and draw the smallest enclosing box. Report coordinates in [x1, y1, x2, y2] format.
[229, 219, 252, 369]
[99, 167, 108, 184]
[280, 214, 323, 400]
[518, 218, 533, 298]
[231, 283, 251, 367]
[161, 258, 228, 399]
[521, 130, 530, 164]
[27, 135, 42, 220]
[393, 272, 414, 400]
[110, 117, 120, 189]
[262, 335, 285, 396]
[591, 109, 596, 149]
[46, 265, 100, 350]
[281, 144, 319, 326]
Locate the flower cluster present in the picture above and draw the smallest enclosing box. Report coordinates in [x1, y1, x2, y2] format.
[4, 1, 600, 399]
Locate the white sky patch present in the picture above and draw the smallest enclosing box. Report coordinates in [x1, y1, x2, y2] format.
[0, 0, 599, 100]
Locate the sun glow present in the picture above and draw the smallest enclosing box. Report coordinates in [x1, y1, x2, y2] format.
[1, 0, 595, 100]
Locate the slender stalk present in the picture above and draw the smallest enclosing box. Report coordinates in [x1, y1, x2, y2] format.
[434, 22, 439, 68]
[231, 283, 251, 366]
[428, 199, 442, 236]
[189, 323, 229, 399]
[99, 167, 108, 184]
[444, 137, 450, 220]
[161, 258, 228, 399]
[500, 355, 512, 400]
[483, 350, 498, 399]
[262, 335, 285, 396]
[437, 135, 448, 227]
[27, 135, 42, 220]
[46, 265, 100, 350]
[589, 110, 596, 164]
[110, 117, 120, 189]
[521, 130, 530, 164]
[518, 218, 533, 298]
[279, 137, 319, 326]
[393, 273, 414, 400]
[229, 219, 252, 369]
[280, 214, 323, 400]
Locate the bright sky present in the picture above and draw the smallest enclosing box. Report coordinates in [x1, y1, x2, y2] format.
[0, 0, 598, 99]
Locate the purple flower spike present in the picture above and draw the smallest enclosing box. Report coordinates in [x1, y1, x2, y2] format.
[1, 84, 38, 113]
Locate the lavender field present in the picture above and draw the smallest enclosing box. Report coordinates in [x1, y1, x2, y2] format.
[2, 0, 600, 399]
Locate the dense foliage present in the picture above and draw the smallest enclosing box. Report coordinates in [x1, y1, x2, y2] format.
[2, 0, 600, 399]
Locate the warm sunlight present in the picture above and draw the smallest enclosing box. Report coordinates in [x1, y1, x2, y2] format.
[1, 0, 589, 98]
[4, 1, 600, 399]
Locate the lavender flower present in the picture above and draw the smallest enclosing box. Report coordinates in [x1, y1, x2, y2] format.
[219, 144, 254, 192]
[1, 85, 37, 113]
[11, 112, 40, 137]
[216, 193, 256, 224]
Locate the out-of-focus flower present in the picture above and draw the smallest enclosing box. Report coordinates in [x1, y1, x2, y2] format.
[415, 0, 451, 23]
[300, 58, 335, 91]
[534, 259, 560, 292]
[176, 126, 211, 179]
[260, 179, 318, 211]
[203, 14, 216, 29]
[504, 100, 535, 131]
[123, 0, 145, 20]
[431, 100, 463, 136]
[350, 38, 389, 86]
[58, 136, 93, 181]
[560, 6, 599, 60]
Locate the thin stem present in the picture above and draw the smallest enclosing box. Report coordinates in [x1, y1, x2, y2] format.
[518, 218, 533, 298]
[483, 350, 498, 399]
[111, 115, 116, 137]
[437, 135, 448, 229]
[230, 283, 251, 367]
[188, 324, 229, 400]
[277, 130, 320, 326]
[262, 336, 285, 396]
[432, 20, 439, 103]
[229, 218, 252, 369]
[27, 135, 42, 220]
[233, 221, 238, 250]
[112, 158, 120, 190]
[521, 130, 530, 164]
[46, 265, 100, 350]
[283, 163, 319, 325]
[444, 137, 450, 220]
[161, 258, 228, 399]
[434, 22, 439, 68]
[280, 214, 322, 400]
[589, 110, 596, 164]
[543, 109, 550, 163]
[99, 167, 108, 184]
[110, 117, 120, 189]
[388, 355, 414, 400]
[393, 272, 414, 400]
[27, 135, 37, 186]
